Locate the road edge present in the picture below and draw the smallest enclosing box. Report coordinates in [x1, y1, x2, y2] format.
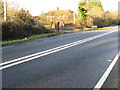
[94, 52, 120, 90]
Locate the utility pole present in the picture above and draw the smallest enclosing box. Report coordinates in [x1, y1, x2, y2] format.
[3, 0, 7, 21]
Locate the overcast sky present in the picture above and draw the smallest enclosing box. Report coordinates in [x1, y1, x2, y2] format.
[5, 0, 120, 16]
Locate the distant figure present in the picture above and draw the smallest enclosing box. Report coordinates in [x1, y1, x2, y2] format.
[62, 20, 64, 27]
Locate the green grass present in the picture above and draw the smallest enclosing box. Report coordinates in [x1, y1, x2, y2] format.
[97, 25, 119, 30]
[60, 25, 119, 31]
[60, 27, 75, 30]
[84, 25, 119, 31]
[118, 77, 120, 89]
[1, 32, 65, 46]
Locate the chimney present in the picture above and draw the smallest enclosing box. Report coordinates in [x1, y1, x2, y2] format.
[57, 7, 59, 10]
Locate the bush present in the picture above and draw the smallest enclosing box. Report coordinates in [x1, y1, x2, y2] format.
[107, 19, 118, 26]
[93, 17, 108, 28]
[2, 21, 50, 41]
[75, 25, 84, 29]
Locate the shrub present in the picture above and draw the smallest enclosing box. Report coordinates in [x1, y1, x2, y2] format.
[93, 17, 108, 28]
[2, 21, 50, 41]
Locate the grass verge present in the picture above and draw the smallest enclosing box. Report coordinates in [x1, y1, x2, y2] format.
[1, 32, 65, 46]
[84, 25, 119, 31]
[60, 27, 75, 30]
[60, 25, 119, 31]
[118, 77, 120, 90]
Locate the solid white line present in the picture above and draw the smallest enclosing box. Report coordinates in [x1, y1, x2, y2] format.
[0, 39, 84, 66]
[93, 52, 120, 89]
[0, 31, 115, 66]
[0, 30, 117, 70]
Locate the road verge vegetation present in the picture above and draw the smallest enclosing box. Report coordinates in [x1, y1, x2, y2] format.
[60, 27, 75, 30]
[60, 25, 119, 31]
[118, 77, 120, 89]
[83, 25, 119, 31]
[1, 32, 65, 46]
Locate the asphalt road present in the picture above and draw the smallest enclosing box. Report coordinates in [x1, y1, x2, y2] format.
[1, 28, 119, 88]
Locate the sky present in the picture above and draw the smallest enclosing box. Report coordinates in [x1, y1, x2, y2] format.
[5, 0, 120, 16]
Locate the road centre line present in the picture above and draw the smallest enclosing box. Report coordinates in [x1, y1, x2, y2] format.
[93, 52, 120, 89]
[0, 30, 117, 70]
[0, 35, 99, 66]
[0, 31, 115, 66]
[0, 39, 87, 66]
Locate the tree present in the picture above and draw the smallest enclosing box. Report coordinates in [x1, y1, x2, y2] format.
[78, 7, 87, 20]
[7, 7, 17, 21]
[77, 0, 105, 27]
[105, 10, 118, 26]
[0, 1, 4, 21]
[0, 1, 19, 22]
[14, 8, 33, 25]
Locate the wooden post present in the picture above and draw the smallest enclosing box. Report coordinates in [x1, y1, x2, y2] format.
[55, 22, 59, 32]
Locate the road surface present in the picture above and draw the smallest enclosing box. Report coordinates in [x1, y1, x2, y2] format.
[1, 28, 119, 89]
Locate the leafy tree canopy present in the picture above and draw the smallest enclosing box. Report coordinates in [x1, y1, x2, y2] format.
[79, 0, 102, 8]
[14, 8, 34, 25]
[0, 1, 4, 21]
[78, 7, 87, 20]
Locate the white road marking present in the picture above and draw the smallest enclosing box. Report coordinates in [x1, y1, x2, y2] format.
[0, 30, 117, 70]
[94, 52, 120, 89]
[107, 59, 112, 62]
[2, 46, 15, 49]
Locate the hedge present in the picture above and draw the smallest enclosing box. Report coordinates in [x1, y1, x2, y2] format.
[2, 21, 50, 41]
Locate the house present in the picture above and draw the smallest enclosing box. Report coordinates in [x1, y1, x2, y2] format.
[46, 7, 75, 26]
